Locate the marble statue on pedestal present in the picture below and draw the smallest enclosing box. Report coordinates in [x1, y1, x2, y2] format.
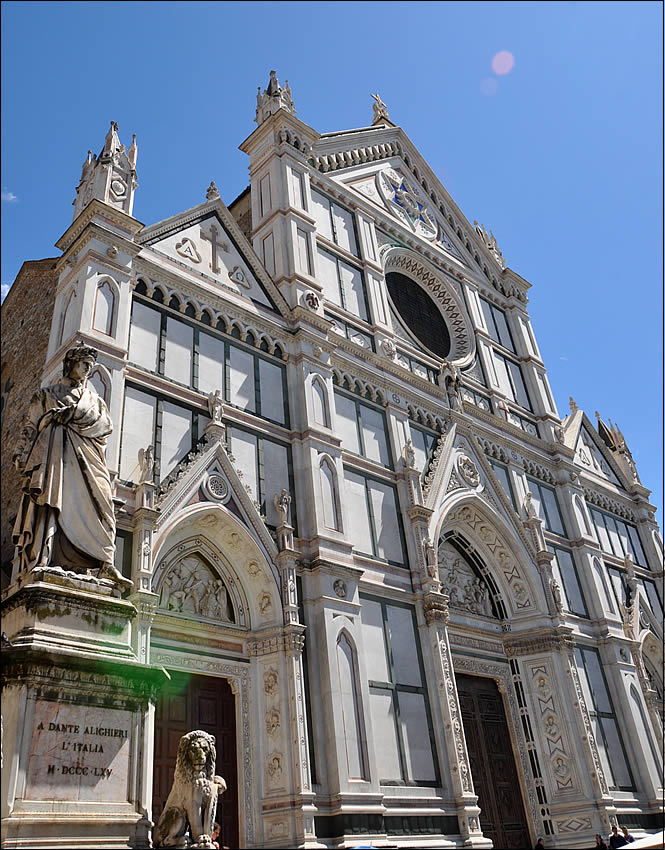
[153, 730, 227, 849]
[11, 344, 131, 592]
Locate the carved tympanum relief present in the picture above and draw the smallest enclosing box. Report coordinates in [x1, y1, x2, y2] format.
[437, 540, 494, 618]
[449, 504, 534, 611]
[158, 554, 234, 622]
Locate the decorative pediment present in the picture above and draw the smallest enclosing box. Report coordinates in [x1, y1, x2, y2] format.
[154, 428, 279, 566]
[137, 198, 291, 317]
[307, 123, 529, 301]
[566, 411, 629, 489]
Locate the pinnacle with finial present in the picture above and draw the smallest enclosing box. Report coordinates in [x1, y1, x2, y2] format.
[206, 181, 220, 201]
[569, 396, 578, 413]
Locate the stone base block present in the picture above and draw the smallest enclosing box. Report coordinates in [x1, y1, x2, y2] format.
[2, 571, 136, 660]
[1, 578, 167, 850]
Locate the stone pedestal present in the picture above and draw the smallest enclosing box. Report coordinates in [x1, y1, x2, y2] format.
[1, 574, 168, 849]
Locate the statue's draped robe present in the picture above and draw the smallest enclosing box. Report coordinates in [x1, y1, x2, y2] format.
[13, 380, 115, 572]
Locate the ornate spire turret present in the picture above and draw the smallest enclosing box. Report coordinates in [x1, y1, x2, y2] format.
[255, 71, 296, 125]
[72, 121, 138, 221]
[595, 412, 640, 483]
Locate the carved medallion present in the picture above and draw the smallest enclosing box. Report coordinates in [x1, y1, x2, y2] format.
[301, 290, 320, 310]
[457, 455, 480, 487]
[333, 579, 347, 598]
[376, 168, 437, 240]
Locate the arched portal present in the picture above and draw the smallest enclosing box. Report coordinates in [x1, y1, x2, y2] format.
[148, 501, 284, 849]
[432, 497, 549, 846]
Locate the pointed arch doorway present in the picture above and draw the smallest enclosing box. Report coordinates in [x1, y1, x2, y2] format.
[456, 673, 530, 849]
[153, 672, 239, 849]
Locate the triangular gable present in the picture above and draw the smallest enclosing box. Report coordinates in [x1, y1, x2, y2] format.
[154, 432, 279, 567]
[570, 413, 626, 488]
[424, 428, 537, 559]
[346, 166, 465, 263]
[137, 198, 291, 317]
[309, 123, 519, 289]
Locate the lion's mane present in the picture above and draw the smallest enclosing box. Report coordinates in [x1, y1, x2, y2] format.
[174, 730, 216, 785]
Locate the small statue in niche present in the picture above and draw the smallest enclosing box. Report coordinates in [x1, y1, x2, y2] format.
[422, 537, 438, 579]
[523, 491, 537, 520]
[550, 577, 564, 613]
[443, 368, 461, 411]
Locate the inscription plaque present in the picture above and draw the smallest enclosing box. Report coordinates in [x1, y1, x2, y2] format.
[25, 701, 132, 802]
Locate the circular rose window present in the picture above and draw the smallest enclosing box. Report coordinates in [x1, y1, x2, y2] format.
[386, 271, 451, 360]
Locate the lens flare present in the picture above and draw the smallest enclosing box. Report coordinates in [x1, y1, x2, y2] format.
[491, 50, 514, 75]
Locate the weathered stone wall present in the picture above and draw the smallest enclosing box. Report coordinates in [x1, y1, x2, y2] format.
[1, 258, 59, 585]
[228, 186, 252, 242]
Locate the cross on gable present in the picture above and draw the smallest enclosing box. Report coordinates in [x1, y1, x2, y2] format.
[200, 222, 229, 275]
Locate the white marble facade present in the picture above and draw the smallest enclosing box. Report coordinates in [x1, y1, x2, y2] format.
[3, 79, 663, 849]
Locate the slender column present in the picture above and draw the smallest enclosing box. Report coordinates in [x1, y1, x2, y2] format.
[129, 481, 159, 663]
[423, 597, 490, 848]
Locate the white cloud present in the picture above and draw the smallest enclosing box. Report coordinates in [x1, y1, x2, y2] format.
[1, 283, 11, 302]
[1, 187, 18, 202]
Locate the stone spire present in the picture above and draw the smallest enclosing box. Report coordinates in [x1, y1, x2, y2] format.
[72, 121, 138, 221]
[255, 71, 296, 125]
[595, 413, 640, 483]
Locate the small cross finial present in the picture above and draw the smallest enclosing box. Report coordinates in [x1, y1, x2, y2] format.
[206, 181, 220, 201]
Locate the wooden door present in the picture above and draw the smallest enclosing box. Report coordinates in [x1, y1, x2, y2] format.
[456, 673, 531, 849]
[153, 672, 239, 849]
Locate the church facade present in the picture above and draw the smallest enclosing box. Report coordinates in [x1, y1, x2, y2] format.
[1, 75, 663, 849]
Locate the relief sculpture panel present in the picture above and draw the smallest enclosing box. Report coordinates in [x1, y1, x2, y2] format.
[158, 554, 234, 622]
[437, 540, 494, 617]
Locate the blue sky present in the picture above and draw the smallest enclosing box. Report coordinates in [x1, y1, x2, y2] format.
[1, 1, 662, 524]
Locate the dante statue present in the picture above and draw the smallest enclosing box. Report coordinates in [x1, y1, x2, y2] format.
[12, 344, 131, 592]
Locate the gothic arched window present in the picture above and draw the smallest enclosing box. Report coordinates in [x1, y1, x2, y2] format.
[93, 279, 116, 336]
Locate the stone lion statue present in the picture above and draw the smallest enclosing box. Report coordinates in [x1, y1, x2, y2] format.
[153, 730, 227, 848]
